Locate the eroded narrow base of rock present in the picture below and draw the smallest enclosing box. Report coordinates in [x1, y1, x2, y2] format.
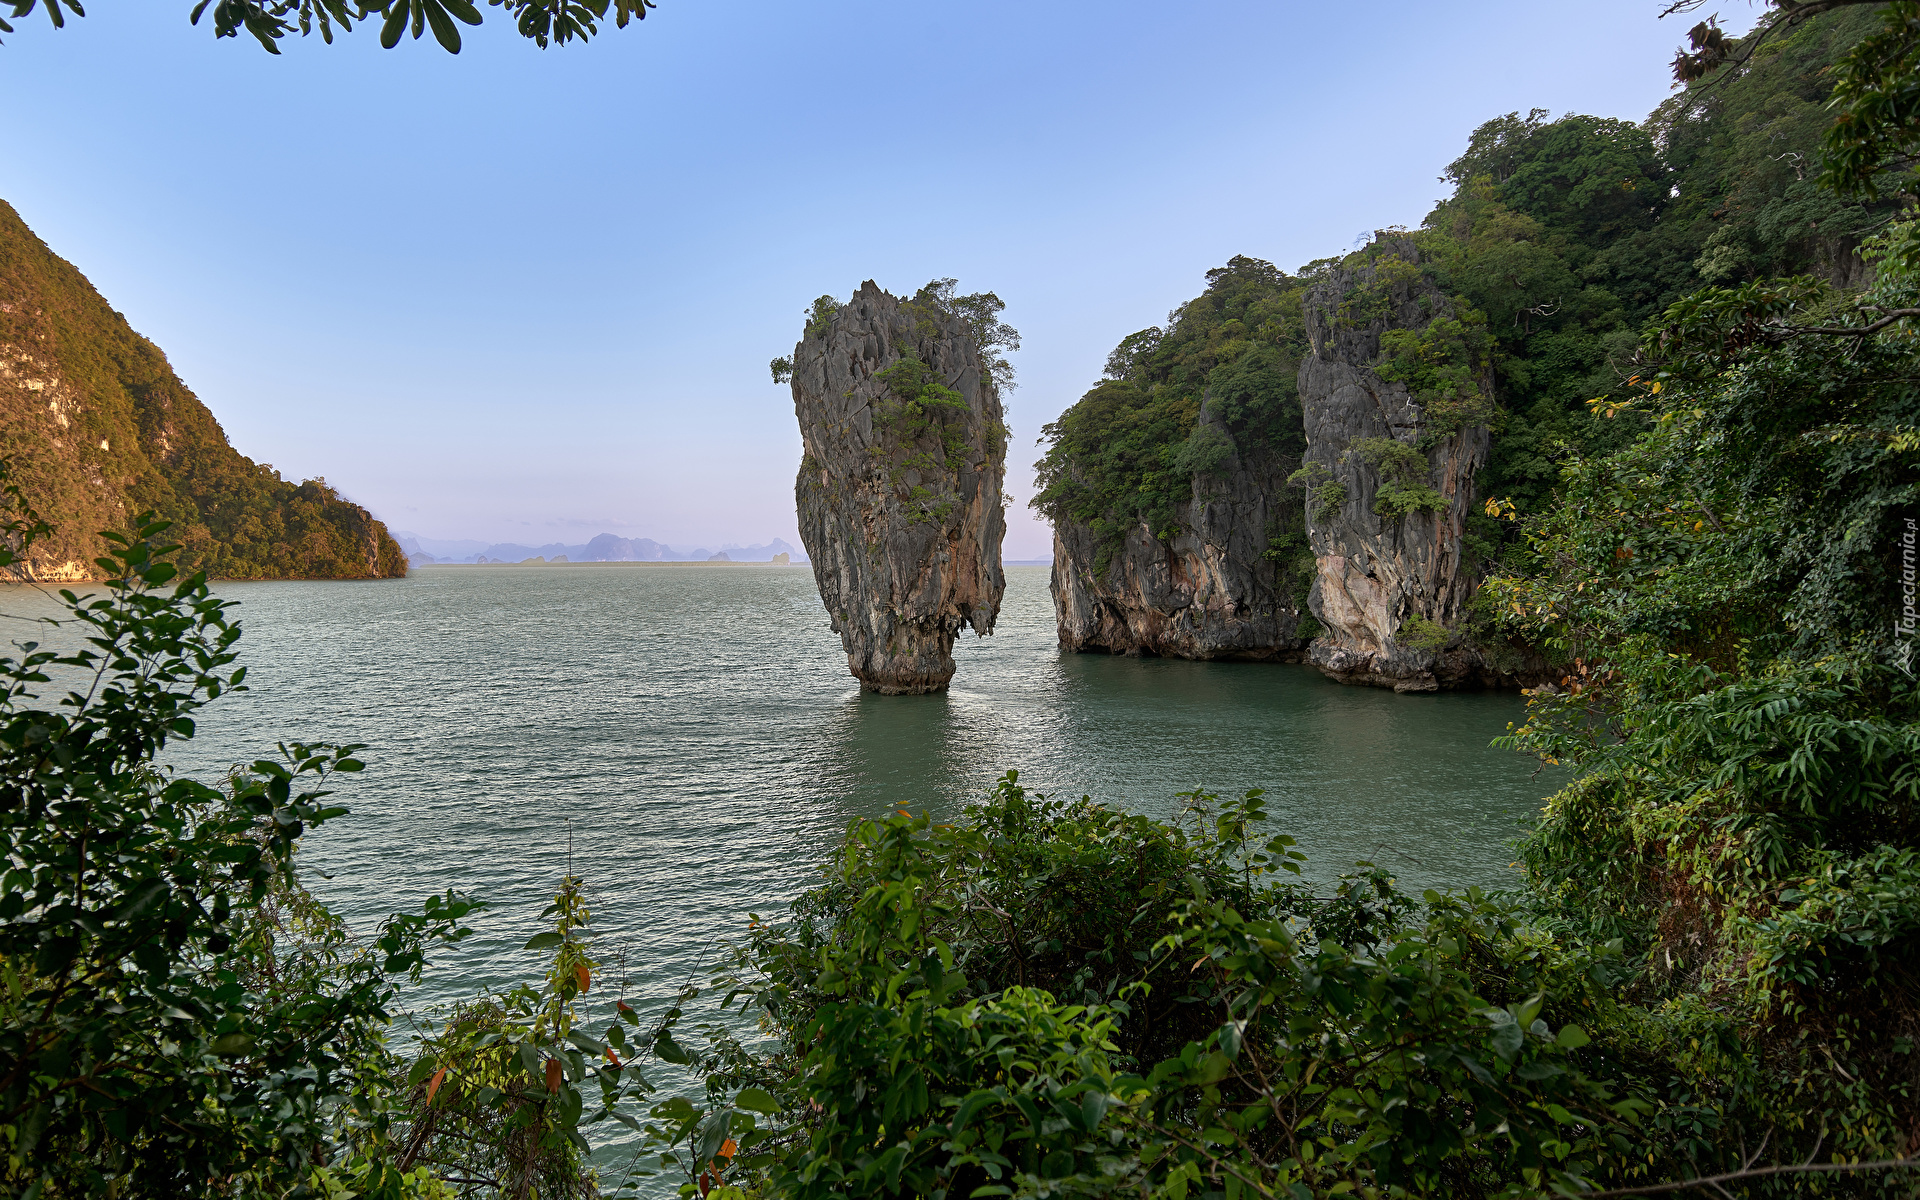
[844, 618, 961, 693]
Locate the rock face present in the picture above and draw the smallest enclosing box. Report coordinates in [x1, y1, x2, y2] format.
[1296, 239, 1506, 692]
[1051, 397, 1311, 659]
[792, 281, 1007, 694]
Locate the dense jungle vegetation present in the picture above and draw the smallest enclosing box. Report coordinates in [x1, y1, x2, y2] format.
[0, 200, 408, 581]
[5, 2, 1920, 1199]
[1031, 256, 1310, 557]
[1033, 5, 1892, 573]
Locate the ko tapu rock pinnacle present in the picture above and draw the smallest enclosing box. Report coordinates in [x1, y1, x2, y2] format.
[788, 281, 1008, 693]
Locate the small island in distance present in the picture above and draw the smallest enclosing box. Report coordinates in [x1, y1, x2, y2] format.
[393, 530, 1056, 568]
[393, 531, 810, 566]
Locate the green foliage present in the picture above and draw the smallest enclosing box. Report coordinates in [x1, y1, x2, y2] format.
[1375, 315, 1498, 444]
[0, 481, 478, 1196]
[769, 296, 845, 385]
[1040, 15, 1883, 577]
[1817, 1, 1920, 199]
[1284, 460, 1345, 525]
[1396, 613, 1451, 653]
[0, 474, 670, 1196]
[1479, 71, 1920, 1183]
[1263, 523, 1322, 637]
[1480, 216, 1920, 1187]
[1168, 421, 1234, 479]
[1351, 437, 1448, 519]
[392, 873, 660, 1197]
[1331, 255, 1427, 331]
[1034, 256, 1309, 568]
[0, 0, 659, 53]
[803, 295, 840, 339]
[0, 201, 408, 582]
[874, 355, 972, 526]
[1415, 10, 1893, 548]
[910, 279, 1021, 393]
[655, 775, 1827, 1199]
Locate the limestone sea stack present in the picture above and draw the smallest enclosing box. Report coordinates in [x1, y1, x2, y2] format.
[1295, 238, 1496, 691]
[1050, 391, 1312, 660]
[791, 281, 1007, 693]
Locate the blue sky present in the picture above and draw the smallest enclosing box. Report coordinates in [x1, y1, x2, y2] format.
[0, 1, 1742, 558]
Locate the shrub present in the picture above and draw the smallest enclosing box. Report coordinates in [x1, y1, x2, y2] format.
[1397, 612, 1452, 653]
[649, 777, 1741, 1200]
[1352, 438, 1449, 519]
[0, 466, 661, 1198]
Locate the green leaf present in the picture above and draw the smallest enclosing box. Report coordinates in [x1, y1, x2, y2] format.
[1218, 1020, 1243, 1060]
[1196, 1051, 1234, 1084]
[734, 1086, 780, 1114]
[210, 1033, 254, 1057]
[379, 2, 406, 47]
[1490, 1020, 1524, 1063]
[953, 1088, 999, 1131]
[654, 1029, 691, 1064]
[421, 0, 461, 52]
[1556, 1024, 1591, 1050]
[1079, 1089, 1108, 1132]
[523, 931, 565, 950]
[695, 1107, 732, 1163]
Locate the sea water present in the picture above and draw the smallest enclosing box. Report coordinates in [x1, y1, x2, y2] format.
[3, 563, 1562, 1174]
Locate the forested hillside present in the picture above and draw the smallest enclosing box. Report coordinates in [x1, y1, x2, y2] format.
[1036, 5, 1890, 604]
[0, 200, 406, 581]
[1034, 256, 1310, 569]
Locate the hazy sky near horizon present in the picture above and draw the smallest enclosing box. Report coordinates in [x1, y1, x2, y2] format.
[0, 1, 1745, 556]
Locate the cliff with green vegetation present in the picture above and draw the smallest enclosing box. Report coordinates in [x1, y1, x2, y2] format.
[0, 200, 407, 581]
[1036, 256, 1316, 659]
[1035, 5, 1891, 687]
[787, 280, 1011, 693]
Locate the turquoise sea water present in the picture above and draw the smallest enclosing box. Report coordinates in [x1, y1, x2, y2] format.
[3, 563, 1561, 1174]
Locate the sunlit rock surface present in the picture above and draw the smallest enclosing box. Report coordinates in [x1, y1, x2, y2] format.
[1297, 238, 1530, 691]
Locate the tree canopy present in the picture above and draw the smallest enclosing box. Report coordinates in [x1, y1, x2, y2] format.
[0, 0, 656, 54]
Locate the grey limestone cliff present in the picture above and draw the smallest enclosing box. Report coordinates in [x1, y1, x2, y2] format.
[1296, 239, 1513, 691]
[792, 281, 1007, 693]
[1051, 398, 1312, 659]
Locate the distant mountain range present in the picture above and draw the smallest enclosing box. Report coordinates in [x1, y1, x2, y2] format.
[391, 531, 806, 566]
